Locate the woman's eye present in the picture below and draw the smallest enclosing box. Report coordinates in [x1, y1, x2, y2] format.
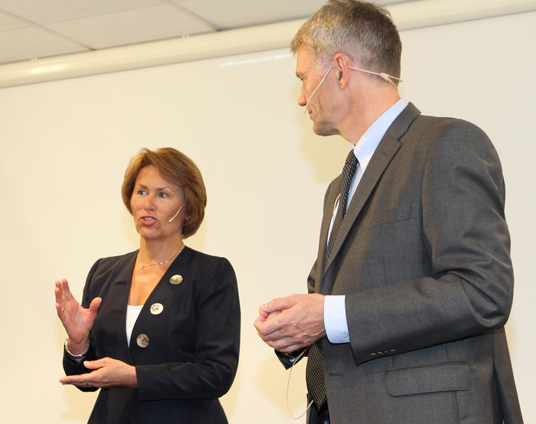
[137, 189, 147, 195]
[159, 192, 169, 198]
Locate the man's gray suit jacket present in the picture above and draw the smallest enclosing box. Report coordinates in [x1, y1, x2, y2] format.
[302, 103, 522, 424]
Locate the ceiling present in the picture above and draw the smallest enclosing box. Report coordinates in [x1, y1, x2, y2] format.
[0, 0, 414, 66]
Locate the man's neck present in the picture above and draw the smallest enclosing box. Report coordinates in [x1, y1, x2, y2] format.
[340, 89, 400, 145]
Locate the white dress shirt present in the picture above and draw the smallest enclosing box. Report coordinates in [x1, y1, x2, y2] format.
[324, 98, 409, 343]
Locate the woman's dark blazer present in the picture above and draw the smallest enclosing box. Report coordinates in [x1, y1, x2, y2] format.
[63, 247, 240, 423]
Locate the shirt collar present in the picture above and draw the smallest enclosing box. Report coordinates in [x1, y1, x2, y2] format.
[353, 98, 409, 169]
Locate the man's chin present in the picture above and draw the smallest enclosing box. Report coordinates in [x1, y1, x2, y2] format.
[312, 123, 334, 137]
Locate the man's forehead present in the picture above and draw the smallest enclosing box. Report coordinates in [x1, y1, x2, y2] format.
[295, 44, 317, 77]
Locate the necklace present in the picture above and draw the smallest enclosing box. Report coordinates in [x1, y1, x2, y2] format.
[138, 245, 185, 269]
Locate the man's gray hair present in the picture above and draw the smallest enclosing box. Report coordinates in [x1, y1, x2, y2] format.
[291, 0, 401, 79]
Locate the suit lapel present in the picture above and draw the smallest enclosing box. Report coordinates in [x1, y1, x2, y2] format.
[100, 252, 137, 364]
[316, 178, 341, 291]
[320, 103, 421, 284]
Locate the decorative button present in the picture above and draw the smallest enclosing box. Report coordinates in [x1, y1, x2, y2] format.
[170, 275, 183, 285]
[150, 303, 164, 315]
[390, 349, 397, 354]
[137, 334, 149, 348]
[377, 351, 384, 356]
[369, 353, 377, 358]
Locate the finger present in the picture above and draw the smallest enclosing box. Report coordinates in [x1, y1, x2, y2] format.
[256, 310, 288, 337]
[55, 302, 66, 317]
[259, 300, 280, 314]
[268, 334, 309, 352]
[276, 343, 307, 354]
[54, 281, 67, 305]
[54, 286, 69, 318]
[265, 310, 281, 321]
[61, 378, 96, 389]
[261, 295, 300, 314]
[60, 279, 76, 302]
[253, 314, 267, 330]
[60, 374, 90, 385]
[257, 307, 270, 319]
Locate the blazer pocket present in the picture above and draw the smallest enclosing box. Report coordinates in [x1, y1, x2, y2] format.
[385, 362, 470, 397]
[360, 202, 415, 231]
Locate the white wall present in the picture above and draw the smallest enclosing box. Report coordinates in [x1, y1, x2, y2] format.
[0, 10, 534, 423]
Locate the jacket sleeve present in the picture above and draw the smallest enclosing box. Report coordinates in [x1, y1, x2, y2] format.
[345, 120, 514, 365]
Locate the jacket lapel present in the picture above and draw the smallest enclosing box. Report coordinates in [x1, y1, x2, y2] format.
[321, 103, 421, 283]
[102, 251, 137, 364]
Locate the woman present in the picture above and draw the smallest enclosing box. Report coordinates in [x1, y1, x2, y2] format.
[54, 148, 240, 423]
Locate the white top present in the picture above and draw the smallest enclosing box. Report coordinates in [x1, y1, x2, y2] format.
[126, 304, 144, 346]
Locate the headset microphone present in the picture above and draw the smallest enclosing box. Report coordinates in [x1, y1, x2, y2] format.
[303, 63, 334, 114]
[168, 204, 185, 223]
[348, 66, 402, 87]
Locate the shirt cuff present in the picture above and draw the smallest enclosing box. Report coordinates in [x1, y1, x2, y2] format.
[324, 295, 350, 343]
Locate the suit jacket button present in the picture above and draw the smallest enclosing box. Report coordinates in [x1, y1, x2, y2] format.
[170, 275, 183, 285]
[150, 303, 164, 315]
[369, 353, 377, 358]
[137, 334, 149, 348]
[390, 349, 397, 354]
[377, 351, 384, 356]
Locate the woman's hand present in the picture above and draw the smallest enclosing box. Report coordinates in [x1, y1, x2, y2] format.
[54, 278, 101, 353]
[59, 357, 138, 389]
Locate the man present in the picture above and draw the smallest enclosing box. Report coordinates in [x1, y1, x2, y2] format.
[254, 1, 523, 423]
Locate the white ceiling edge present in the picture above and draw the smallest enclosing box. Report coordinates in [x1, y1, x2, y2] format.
[1, 0, 535, 89]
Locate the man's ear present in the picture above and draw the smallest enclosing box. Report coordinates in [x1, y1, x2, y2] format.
[333, 53, 351, 89]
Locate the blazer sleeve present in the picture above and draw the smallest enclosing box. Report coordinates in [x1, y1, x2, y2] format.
[135, 257, 241, 400]
[345, 120, 514, 365]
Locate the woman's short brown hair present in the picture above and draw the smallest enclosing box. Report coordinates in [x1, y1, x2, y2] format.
[122, 147, 206, 239]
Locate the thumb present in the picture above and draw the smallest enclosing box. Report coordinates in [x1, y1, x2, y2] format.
[83, 359, 104, 370]
[89, 297, 102, 314]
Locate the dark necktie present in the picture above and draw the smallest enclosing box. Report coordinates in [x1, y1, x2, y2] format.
[326, 150, 359, 261]
[306, 150, 359, 410]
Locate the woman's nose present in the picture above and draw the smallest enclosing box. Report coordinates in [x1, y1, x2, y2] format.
[143, 194, 156, 210]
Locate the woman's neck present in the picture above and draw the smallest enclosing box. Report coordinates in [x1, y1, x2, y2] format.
[137, 235, 185, 264]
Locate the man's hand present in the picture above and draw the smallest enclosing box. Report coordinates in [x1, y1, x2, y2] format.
[254, 294, 326, 353]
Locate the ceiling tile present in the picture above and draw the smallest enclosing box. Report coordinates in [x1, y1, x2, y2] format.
[0, 10, 30, 30]
[173, 0, 415, 29]
[0, 0, 163, 24]
[0, 26, 88, 64]
[44, 4, 215, 49]
[173, 0, 327, 29]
